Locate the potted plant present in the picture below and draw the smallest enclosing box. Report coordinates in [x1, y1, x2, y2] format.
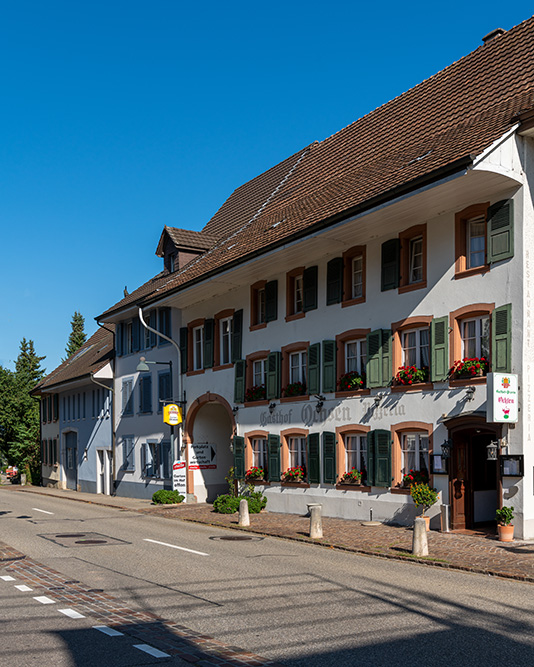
[394, 365, 429, 386]
[338, 371, 365, 392]
[244, 385, 266, 402]
[282, 381, 307, 397]
[282, 465, 306, 482]
[449, 357, 489, 379]
[496, 506, 514, 541]
[340, 467, 362, 485]
[402, 468, 429, 488]
[410, 482, 438, 530]
[245, 466, 265, 482]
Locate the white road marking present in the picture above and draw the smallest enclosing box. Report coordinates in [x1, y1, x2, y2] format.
[34, 596, 56, 604]
[133, 644, 170, 658]
[58, 608, 85, 619]
[15, 585, 33, 592]
[32, 507, 54, 515]
[93, 625, 124, 637]
[144, 538, 209, 556]
[0, 576, 16, 581]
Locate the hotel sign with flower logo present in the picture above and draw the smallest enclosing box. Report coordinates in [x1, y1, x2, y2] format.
[487, 373, 519, 423]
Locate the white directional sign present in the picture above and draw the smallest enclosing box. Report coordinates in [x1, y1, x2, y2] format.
[189, 443, 217, 470]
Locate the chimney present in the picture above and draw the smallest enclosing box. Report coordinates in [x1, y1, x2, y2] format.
[482, 28, 505, 44]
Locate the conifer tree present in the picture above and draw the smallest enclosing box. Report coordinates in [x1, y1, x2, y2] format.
[63, 311, 87, 361]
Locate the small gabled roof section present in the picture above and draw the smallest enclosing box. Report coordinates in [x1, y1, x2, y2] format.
[155, 227, 218, 258]
[33, 326, 115, 393]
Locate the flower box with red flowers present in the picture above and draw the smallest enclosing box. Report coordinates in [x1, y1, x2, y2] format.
[282, 381, 307, 398]
[338, 371, 365, 392]
[282, 465, 306, 482]
[245, 385, 266, 402]
[340, 467, 363, 485]
[449, 357, 489, 379]
[394, 365, 429, 386]
[245, 466, 265, 481]
[402, 469, 429, 488]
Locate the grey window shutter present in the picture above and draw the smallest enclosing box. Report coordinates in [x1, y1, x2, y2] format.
[141, 443, 147, 476]
[307, 343, 321, 395]
[117, 323, 124, 356]
[140, 376, 152, 413]
[267, 433, 281, 481]
[488, 199, 513, 264]
[149, 311, 157, 347]
[179, 327, 188, 373]
[303, 265, 318, 312]
[374, 429, 393, 487]
[265, 280, 278, 322]
[322, 340, 337, 393]
[53, 394, 59, 421]
[381, 239, 400, 291]
[322, 431, 337, 484]
[307, 433, 320, 483]
[492, 304, 512, 373]
[381, 329, 392, 386]
[233, 436, 245, 479]
[204, 318, 214, 368]
[366, 330, 383, 388]
[234, 360, 246, 403]
[231, 309, 243, 363]
[431, 316, 449, 381]
[326, 257, 343, 305]
[266, 351, 281, 399]
[132, 318, 141, 352]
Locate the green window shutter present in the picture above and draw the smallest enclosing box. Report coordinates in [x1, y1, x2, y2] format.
[266, 351, 281, 399]
[233, 436, 245, 479]
[488, 199, 514, 264]
[307, 343, 321, 395]
[132, 318, 141, 352]
[267, 434, 281, 481]
[53, 394, 59, 421]
[366, 431, 376, 486]
[381, 238, 400, 291]
[307, 433, 320, 483]
[303, 265, 318, 312]
[231, 309, 243, 363]
[431, 316, 449, 381]
[322, 431, 337, 484]
[492, 304, 512, 373]
[204, 318, 214, 368]
[265, 280, 278, 322]
[234, 360, 246, 403]
[326, 257, 343, 305]
[366, 330, 383, 388]
[381, 329, 392, 386]
[322, 340, 337, 393]
[179, 327, 188, 373]
[374, 429, 393, 487]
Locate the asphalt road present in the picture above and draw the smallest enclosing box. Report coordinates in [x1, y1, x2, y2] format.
[1, 488, 534, 666]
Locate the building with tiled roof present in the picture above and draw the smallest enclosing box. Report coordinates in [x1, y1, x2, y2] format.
[95, 18, 534, 538]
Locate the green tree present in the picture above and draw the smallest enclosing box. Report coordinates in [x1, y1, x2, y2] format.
[63, 311, 87, 361]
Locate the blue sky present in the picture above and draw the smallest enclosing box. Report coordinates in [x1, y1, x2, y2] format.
[1, 1, 532, 373]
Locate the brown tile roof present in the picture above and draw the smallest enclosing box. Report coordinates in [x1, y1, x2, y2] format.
[155, 227, 218, 257]
[99, 16, 534, 320]
[33, 326, 115, 392]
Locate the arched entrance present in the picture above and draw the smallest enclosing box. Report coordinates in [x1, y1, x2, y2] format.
[445, 414, 501, 530]
[184, 393, 235, 503]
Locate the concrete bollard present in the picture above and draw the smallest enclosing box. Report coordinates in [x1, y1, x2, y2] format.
[309, 504, 323, 539]
[238, 498, 250, 527]
[412, 517, 429, 556]
[20, 473, 27, 486]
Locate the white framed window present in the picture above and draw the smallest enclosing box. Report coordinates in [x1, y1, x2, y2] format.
[193, 326, 204, 371]
[220, 317, 232, 365]
[253, 358, 267, 387]
[345, 339, 367, 374]
[252, 438, 267, 469]
[409, 236, 423, 283]
[401, 433, 429, 476]
[288, 436, 306, 468]
[466, 214, 486, 269]
[294, 274, 304, 313]
[402, 328, 430, 368]
[256, 287, 266, 324]
[142, 441, 171, 479]
[290, 350, 307, 384]
[352, 255, 363, 299]
[122, 435, 135, 471]
[461, 316, 490, 359]
[345, 434, 367, 475]
[122, 378, 134, 416]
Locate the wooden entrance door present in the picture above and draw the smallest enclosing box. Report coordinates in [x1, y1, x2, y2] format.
[451, 436, 469, 530]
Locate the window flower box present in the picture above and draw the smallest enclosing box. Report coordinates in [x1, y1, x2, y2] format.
[244, 385, 266, 402]
[402, 468, 429, 488]
[245, 466, 265, 482]
[282, 465, 306, 482]
[394, 366, 429, 386]
[282, 381, 307, 398]
[449, 357, 488, 380]
[338, 371, 365, 392]
[340, 468, 363, 485]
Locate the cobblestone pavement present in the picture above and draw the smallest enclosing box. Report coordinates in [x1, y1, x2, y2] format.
[6, 484, 534, 583]
[0, 541, 284, 667]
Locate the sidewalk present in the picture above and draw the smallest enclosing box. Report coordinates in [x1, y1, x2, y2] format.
[6, 483, 534, 584]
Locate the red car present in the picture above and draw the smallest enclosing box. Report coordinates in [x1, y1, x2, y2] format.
[6, 466, 18, 479]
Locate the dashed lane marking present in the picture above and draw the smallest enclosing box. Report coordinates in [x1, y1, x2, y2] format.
[93, 625, 124, 637]
[58, 608, 85, 619]
[144, 538, 209, 556]
[133, 644, 170, 658]
[32, 508, 54, 515]
[34, 596, 56, 604]
[14, 585, 32, 592]
[0, 575, 16, 581]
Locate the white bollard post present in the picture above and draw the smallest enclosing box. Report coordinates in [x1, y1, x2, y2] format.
[309, 504, 323, 538]
[238, 498, 250, 527]
[412, 517, 429, 556]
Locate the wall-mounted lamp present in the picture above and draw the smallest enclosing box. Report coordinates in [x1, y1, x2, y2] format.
[487, 440, 499, 461]
[314, 394, 326, 413]
[465, 386, 476, 401]
[269, 402, 276, 414]
[374, 392, 384, 407]
[136, 356, 172, 373]
[232, 406, 239, 415]
[441, 438, 452, 459]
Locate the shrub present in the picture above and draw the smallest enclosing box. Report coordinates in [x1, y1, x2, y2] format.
[152, 490, 185, 505]
[246, 490, 268, 513]
[496, 506, 514, 526]
[213, 491, 267, 514]
[410, 483, 438, 516]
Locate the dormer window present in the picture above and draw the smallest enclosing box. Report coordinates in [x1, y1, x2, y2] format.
[169, 253, 177, 273]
